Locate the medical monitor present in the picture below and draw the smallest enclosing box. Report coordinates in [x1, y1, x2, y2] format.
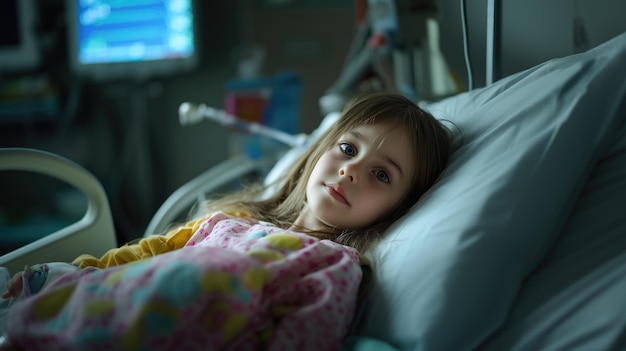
[66, 0, 198, 81]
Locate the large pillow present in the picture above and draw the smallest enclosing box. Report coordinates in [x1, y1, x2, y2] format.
[476, 112, 626, 351]
[357, 32, 626, 350]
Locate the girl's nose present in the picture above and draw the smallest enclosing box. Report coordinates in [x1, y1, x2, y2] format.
[339, 163, 358, 183]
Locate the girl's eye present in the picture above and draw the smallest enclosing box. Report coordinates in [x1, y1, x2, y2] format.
[374, 170, 390, 184]
[340, 143, 356, 156]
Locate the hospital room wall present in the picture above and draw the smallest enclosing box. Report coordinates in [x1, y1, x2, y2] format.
[437, 0, 626, 89]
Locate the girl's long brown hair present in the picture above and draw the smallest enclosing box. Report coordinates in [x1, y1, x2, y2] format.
[196, 92, 452, 253]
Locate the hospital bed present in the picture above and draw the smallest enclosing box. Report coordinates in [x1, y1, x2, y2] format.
[2, 12, 626, 351]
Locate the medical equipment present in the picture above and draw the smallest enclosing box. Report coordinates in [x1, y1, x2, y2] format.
[66, 0, 199, 81]
[178, 102, 307, 148]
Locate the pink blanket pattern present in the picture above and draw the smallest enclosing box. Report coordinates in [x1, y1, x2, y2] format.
[6, 219, 363, 351]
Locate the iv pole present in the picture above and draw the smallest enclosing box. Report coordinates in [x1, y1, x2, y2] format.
[486, 0, 501, 86]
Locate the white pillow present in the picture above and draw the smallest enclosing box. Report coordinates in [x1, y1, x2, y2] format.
[477, 119, 626, 350]
[358, 32, 626, 350]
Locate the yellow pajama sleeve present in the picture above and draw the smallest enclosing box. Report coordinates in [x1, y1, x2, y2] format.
[72, 216, 211, 269]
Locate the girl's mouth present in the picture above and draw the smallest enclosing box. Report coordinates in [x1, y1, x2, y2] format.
[326, 184, 349, 205]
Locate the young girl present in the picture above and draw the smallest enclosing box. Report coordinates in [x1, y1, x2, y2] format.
[1, 92, 452, 351]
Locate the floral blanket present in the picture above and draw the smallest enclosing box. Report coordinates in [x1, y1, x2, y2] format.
[6, 229, 363, 351]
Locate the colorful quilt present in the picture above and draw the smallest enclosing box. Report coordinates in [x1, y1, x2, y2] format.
[6, 227, 363, 350]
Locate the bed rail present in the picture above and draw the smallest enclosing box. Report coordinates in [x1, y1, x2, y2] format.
[0, 148, 117, 273]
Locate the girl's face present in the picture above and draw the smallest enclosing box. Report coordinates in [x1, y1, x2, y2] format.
[297, 121, 416, 232]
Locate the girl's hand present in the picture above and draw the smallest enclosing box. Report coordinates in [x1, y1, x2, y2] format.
[1, 272, 23, 299]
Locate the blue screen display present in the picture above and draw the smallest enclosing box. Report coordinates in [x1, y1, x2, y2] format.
[74, 0, 195, 65]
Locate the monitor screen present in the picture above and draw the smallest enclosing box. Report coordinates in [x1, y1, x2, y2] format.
[67, 0, 198, 81]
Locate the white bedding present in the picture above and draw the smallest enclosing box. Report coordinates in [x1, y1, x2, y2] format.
[477, 127, 626, 351]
